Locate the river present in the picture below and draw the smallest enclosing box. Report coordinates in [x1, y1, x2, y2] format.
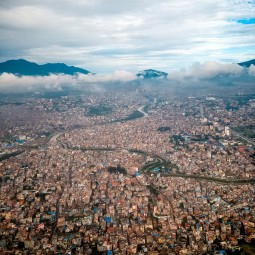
[137, 105, 148, 117]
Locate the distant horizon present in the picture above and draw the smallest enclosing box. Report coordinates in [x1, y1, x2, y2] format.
[0, 57, 254, 74]
[0, 57, 255, 93]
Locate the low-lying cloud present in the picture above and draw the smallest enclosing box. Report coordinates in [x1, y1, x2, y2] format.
[166, 61, 255, 91]
[248, 64, 255, 76]
[171, 61, 244, 79]
[77, 71, 136, 83]
[0, 61, 254, 93]
[0, 71, 137, 92]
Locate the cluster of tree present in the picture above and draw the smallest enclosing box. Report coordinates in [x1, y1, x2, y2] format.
[146, 184, 159, 195]
[107, 165, 127, 175]
[190, 134, 209, 142]
[121, 110, 144, 121]
[171, 135, 185, 143]
[0, 150, 24, 162]
[157, 126, 171, 132]
[224, 94, 255, 111]
[234, 125, 255, 138]
[86, 105, 113, 116]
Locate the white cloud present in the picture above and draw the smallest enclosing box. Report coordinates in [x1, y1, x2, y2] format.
[77, 71, 136, 83]
[0, 71, 136, 92]
[189, 61, 243, 78]
[0, 73, 74, 92]
[248, 64, 255, 76]
[171, 61, 244, 79]
[1, 60, 254, 92]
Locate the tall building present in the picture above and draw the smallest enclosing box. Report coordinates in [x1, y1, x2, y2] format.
[224, 126, 231, 136]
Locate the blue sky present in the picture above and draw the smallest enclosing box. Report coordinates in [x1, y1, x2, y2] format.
[0, 0, 254, 73]
[237, 18, 255, 24]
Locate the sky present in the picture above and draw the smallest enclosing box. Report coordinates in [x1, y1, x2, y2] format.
[0, 0, 255, 73]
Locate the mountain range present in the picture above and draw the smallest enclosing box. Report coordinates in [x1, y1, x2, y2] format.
[238, 59, 255, 67]
[0, 59, 90, 76]
[0, 59, 169, 79]
[137, 69, 168, 79]
[0, 59, 254, 79]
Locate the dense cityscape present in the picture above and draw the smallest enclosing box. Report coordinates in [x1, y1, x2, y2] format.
[0, 87, 254, 254]
[1, 0, 255, 254]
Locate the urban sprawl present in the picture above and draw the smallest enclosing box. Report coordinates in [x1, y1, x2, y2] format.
[0, 90, 255, 255]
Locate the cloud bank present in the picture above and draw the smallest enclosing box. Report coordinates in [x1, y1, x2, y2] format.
[167, 62, 255, 90]
[248, 64, 255, 76]
[171, 62, 244, 79]
[0, 61, 255, 92]
[0, 71, 137, 92]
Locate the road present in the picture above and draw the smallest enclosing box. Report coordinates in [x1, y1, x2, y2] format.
[60, 144, 255, 186]
[49, 186, 64, 242]
[141, 155, 255, 185]
[159, 173, 255, 185]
